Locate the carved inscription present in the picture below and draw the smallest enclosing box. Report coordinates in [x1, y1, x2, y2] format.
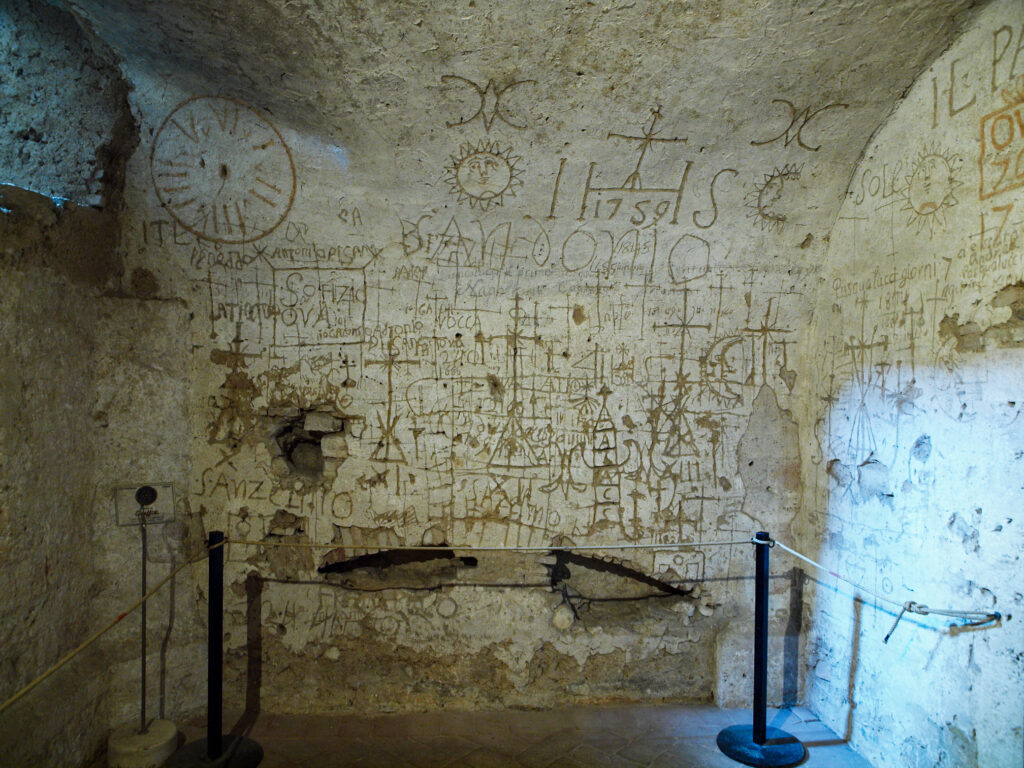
[151, 95, 296, 243]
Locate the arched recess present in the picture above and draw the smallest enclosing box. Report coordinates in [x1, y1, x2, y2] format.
[795, 1, 1024, 765]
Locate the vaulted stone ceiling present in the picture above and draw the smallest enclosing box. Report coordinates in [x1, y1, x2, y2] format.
[61, 0, 983, 241]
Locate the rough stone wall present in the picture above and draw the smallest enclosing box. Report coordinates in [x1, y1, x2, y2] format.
[0, 4, 205, 765]
[0, 0, 126, 206]
[2, 0, 1004, 760]
[0, 189, 109, 767]
[797, 1, 1024, 765]
[60, 0, 977, 721]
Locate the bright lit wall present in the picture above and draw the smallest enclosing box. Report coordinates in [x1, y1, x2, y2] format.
[798, 1, 1024, 765]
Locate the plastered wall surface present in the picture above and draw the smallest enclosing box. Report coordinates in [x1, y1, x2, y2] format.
[120, 81, 816, 714]
[4, 0, 1021, 764]
[83, 0, 979, 717]
[797, 0, 1024, 765]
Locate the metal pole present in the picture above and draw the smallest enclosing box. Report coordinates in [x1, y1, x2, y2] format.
[753, 530, 770, 745]
[208, 531, 224, 761]
[165, 529, 262, 768]
[716, 532, 804, 767]
[140, 521, 148, 735]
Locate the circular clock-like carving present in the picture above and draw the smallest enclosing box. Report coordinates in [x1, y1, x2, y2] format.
[150, 95, 296, 244]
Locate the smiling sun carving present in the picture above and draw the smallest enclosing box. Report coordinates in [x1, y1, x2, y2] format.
[444, 140, 523, 211]
[900, 146, 961, 237]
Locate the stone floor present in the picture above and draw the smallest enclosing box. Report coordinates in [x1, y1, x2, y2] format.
[158, 703, 873, 768]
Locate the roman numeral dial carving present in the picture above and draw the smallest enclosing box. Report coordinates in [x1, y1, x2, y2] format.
[150, 95, 296, 244]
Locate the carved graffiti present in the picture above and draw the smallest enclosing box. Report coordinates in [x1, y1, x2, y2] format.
[750, 99, 848, 152]
[151, 95, 296, 244]
[445, 140, 523, 211]
[441, 76, 537, 131]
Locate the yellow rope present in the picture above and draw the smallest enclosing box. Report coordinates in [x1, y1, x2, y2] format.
[0, 540, 222, 717]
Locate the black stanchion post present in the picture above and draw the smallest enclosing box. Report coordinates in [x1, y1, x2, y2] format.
[753, 530, 769, 745]
[134, 485, 159, 736]
[716, 532, 805, 768]
[208, 530, 224, 761]
[166, 531, 263, 767]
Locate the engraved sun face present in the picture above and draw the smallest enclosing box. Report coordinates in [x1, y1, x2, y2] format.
[150, 95, 296, 244]
[900, 147, 960, 237]
[444, 140, 522, 211]
[745, 165, 801, 232]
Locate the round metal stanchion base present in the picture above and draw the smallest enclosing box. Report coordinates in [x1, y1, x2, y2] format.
[716, 725, 806, 767]
[165, 735, 263, 768]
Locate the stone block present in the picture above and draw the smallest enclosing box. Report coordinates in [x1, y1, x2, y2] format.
[304, 411, 339, 433]
[321, 433, 348, 458]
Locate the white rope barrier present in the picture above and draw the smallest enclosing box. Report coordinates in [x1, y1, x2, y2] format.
[0, 530, 1002, 719]
[227, 537, 751, 552]
[230, 535, 1003, 633]
[770, 539, 1001, 640]
[0, 540, 221, 717]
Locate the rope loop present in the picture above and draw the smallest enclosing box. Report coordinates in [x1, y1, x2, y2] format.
[906, 601, 930, 616]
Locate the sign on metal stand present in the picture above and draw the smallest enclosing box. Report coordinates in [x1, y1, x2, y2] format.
[114, 484, 177, 737]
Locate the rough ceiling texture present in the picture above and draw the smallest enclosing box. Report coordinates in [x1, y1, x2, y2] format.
[63, 0, 981, 216]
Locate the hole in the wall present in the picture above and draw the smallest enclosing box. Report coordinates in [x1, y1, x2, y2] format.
[289, 441, 323, 475]
[270, 409, 346, 479]
[275, 421, 324, 477]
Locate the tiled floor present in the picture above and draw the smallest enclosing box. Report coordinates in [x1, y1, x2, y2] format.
[159, 703, 873, 768]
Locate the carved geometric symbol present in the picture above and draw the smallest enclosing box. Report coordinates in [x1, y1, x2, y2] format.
[441, 76, 536, 131]
[750, 99, 848, 152]
[745, 165, 802, 232]
[151, 95, 296, 244]
[605, 106, 687, 190]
